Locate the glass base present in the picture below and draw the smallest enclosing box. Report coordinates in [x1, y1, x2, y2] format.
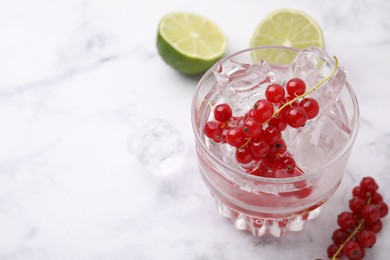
[215, 199, 321, 238]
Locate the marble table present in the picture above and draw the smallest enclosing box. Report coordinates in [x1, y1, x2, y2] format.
[1, 0, 389, 259]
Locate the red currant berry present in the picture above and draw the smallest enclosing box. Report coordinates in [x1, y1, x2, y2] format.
[278, 97, 297, 119]
[286, 106, 308, 128]
[376, 202, 388, 218]
[261, 158, 281, 172]
[337, 211, 356, 230]
[360, 248, 366, 259]
[265, 83, 285, 103]
[250, 141, 269, 158]
[243, 118, 263, 139]
[352, 186, 363, 197]
[270, 140, 287, 154]
[263, 126, 282, 145]
[214, 103, 232, 122]
[226, 127, 246, 148]
[356, 230, 376, 248]
[343, 241, 363, 260]
[286, 78, 306, 97]
[268, 114, 287, 131]
[332, 228, 350, 246]
[296, 187, 312, 198]
[361, 205, 381, 223]
[299, 97, 319, 119]
[349, 197, 366, 214]
[213, 135, 224, 143]
[327, 244, 343, 258]
[364, 219, 382, 233]
[252, 99, 274, 123]
[371, 193, 383, 204]
[204, 121, 222, 139]
[360, 176, 378, 194]
[235, 146, 253, 164]
[280, 156, 296, 173]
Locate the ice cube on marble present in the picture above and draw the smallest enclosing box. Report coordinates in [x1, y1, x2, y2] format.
[290, 47, 347, 111]
[213, 59, 276, 115]
[127, 119, 187, 176]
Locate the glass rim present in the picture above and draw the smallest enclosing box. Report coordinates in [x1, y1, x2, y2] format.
[191, 45, 360, 183]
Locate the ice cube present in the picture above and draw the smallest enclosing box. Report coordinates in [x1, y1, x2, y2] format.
[287, 111, 350, 174]
[290, 47, 347, 111]
[127, 119, 188, 176]
[213, 59, 276, 115]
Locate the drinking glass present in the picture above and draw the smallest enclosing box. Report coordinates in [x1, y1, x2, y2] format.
[191, 46, 359, 237]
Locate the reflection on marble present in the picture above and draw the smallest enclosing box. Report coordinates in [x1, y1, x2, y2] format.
[0, 0, 389, 259]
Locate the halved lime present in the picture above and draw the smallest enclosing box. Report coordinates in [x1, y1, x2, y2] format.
[250, 9, 324, 64]
[157, 12, 227, 75]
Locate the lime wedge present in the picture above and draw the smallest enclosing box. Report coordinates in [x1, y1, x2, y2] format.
[250, 9, 324, 64]
[157, 12, 227, 75]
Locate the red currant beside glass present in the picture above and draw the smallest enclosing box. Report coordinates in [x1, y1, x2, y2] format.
[327, 176, 388, 260]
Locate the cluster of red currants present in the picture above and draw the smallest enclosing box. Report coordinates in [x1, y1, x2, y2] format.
[327, 177, 388, 260]
[203, 78, 320, 177]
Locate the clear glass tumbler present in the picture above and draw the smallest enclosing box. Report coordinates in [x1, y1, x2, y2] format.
[191, 46, 359, 237]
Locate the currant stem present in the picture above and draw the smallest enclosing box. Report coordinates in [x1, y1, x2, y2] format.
[331, 193, 372, 260]
[331, 219, 364, 260]
[273, 56, 340, 118]
[239, 138, 252, 150]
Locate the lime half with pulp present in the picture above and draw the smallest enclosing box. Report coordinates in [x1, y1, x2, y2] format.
[250, 9, 324, 64]
[157, 12, 227, 75]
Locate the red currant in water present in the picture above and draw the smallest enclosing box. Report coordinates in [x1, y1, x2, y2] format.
[270, 140, 287, 154]
[356, 230, 376, 248]
[252, 99, 274, 123]
[261, 155, 281, 171]
[286, 78, 306, 97]
[214, 103, 232, 122]
[280, 155, 295, 173]
[226, 127, 246, 148]
[299, 97, 319, 119]
[250, 141, 269, 158]
[343, 241, 363, 260]
[204, 121, 222, 139]
[243, 118, 263, 139]
[265, 83, 285, 103]
[235, 146, 253, 164]
[286, 106, 308, 128]
[263, 126, 282, 145]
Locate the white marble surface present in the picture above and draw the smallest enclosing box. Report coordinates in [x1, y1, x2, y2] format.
[0, 0, 389, 259]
